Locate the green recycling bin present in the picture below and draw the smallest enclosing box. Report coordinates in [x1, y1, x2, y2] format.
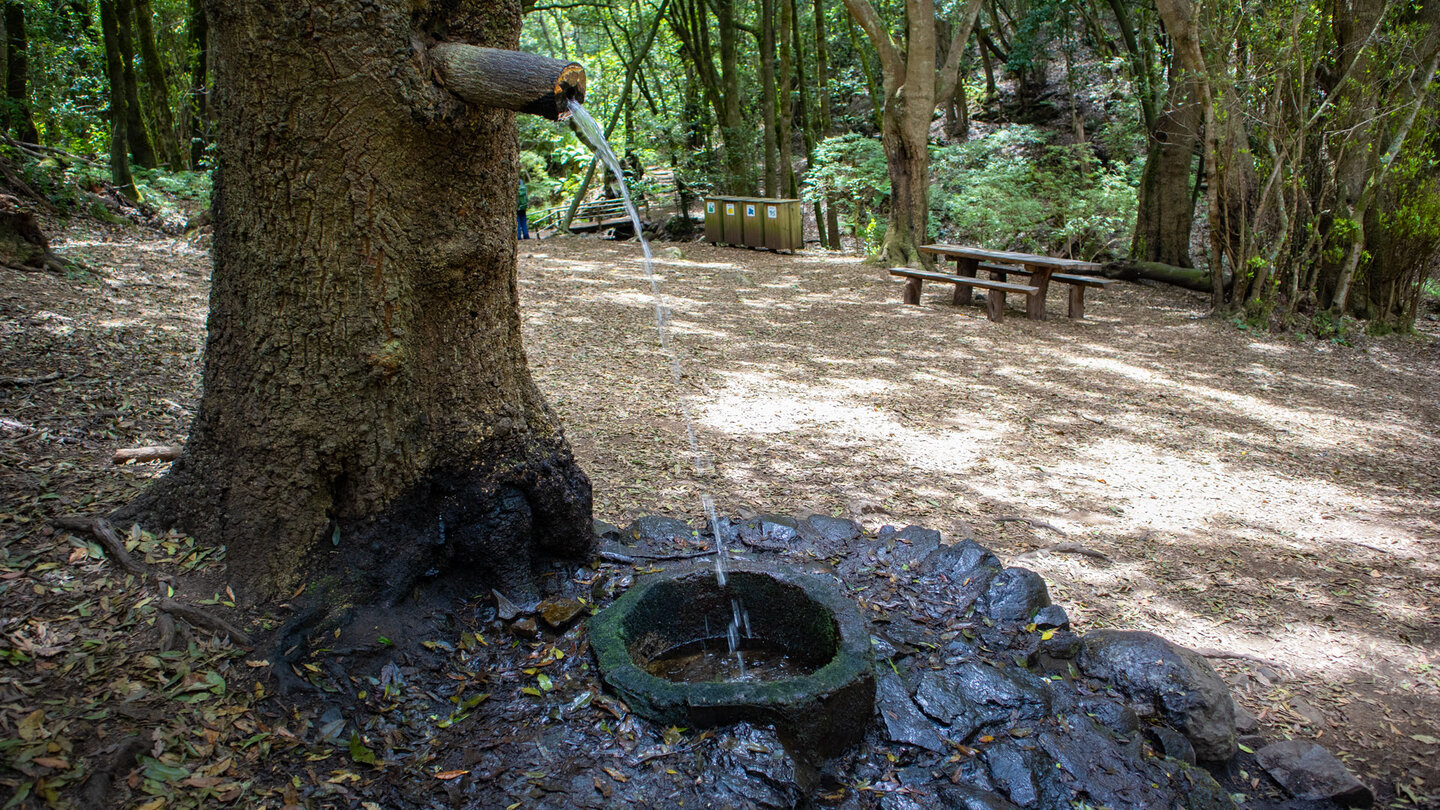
[704, 197, 726, 243]
[721, 198, 743, 245]
[762, 199, 803, 251]
[741, 198, 765, 247]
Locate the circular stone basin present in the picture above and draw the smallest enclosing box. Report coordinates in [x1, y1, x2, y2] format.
[589, 562, 874, 757]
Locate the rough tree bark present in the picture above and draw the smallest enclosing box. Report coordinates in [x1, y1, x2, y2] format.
[117, 0, 593, 607]
[98, 0, 139, 199]
[813, 0, 842, 248]
[133, 0, 183, 168]
[3, 1, 39, 143]
[842, 0, 981, 267]
[760, 0, 779, 196]
[115, 0, 157, 169]
[1130, 52, 1200, 267]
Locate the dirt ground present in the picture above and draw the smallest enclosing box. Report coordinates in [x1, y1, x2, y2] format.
[2, 218, 1438, 807]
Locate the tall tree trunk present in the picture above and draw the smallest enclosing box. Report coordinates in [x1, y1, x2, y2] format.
[761, 0, 779, 196]
[3, 1, 38, 142]
[98, 0, 138, 198]
[117, 0, 593, 604]
[778, 0, 796, 197]
[115, 0, 157, 168]
[187, 0, 208, 168]
[813, 0, 841, 247]
[134, 0, 181, 168]
[717, 0, 754, 194]
[844, 0, 977, 266]
[1131, 58, 1200, 267]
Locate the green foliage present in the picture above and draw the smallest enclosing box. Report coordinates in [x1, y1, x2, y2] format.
[930, 126, 1140, 260]
[803, 133, 889, 209]
[804, 134, 890, 254]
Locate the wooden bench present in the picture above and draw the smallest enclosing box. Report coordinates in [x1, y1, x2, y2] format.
[920, 245, 1103, 320]
[889, 268, 1039, 323]
[974, 263, 1115, 319]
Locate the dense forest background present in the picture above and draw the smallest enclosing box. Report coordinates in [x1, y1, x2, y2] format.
[2, 0, 1438, 332]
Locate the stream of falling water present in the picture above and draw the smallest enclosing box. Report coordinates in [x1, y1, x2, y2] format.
[566, 101, 748, 667]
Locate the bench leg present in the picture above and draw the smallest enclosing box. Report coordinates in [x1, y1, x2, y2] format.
[903, 277, 922, 305]
[1068, 285, 1086, 319]
[955, 257, 977, 305]
[986, 289, 1006, 322]
[1026, 266, 1049, 320]
[989, 268, 1009, 283]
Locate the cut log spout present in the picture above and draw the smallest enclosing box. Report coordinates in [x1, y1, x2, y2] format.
[431, 44, 586, 120]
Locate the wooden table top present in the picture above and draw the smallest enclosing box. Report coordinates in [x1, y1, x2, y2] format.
[920, 244, 1101, 271]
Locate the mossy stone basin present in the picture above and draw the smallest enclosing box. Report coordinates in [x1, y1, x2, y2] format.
[588, 562, 874, 757]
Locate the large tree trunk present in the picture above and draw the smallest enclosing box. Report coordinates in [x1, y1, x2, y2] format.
[118, 0, 593, 604]
[115, 0, 157, 168]
[98, 0, 138, 198]
[778, 0, 796, 198]
[3, 1, 38, 143]
[1131, 62, 1200, 267]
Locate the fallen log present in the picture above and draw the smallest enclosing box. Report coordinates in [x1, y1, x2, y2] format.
[1103, 260, 1214, 293]
[112, 445, 183, 464]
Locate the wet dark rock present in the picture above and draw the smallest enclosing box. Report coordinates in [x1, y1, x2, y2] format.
[1031, 605, 1069, 630]
[1234, 700, 1260, 734]
[1078, 629, 1237, 761]
[978, 567, 1051, 623]
[1072, 695, 1142, 738]
[625, 514, 694, 545]
[797, 514, 862, 551]
[873, 616, 933, 653]
[878, 525, 943, 567]
[592, 518, 623, 540]
[984, 743, 1039, 807]
[1037, 713, 1233, 810]
[1150, 724, 1197, 764]
[936, 784, 1023, 810]
[736, 514, 800, 549]
[1255, 740, 1374, 807]
[508, 617, 539, 638]
[696, 722, 805, 808]
[912, 662, 1050, 742]
[917, 540, 1003, 608]
[492, 589, 522, 621]
[1037, 629, 1081, 661]
[876, 669, 946, 752]
[537, 596, 585, 629]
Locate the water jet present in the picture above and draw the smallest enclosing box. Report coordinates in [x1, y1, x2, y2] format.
[589, 562, 874, 758]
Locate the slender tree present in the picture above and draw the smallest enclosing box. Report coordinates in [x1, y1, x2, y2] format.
[841, 0, 981, 265]
[98, 0, 138, 198]
[115, 0, 157, 168]
[134, 0, 182, 167]
[3, 0, 39, 142]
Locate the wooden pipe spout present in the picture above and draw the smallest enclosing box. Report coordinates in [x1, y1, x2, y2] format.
[431, 43, 586, 120]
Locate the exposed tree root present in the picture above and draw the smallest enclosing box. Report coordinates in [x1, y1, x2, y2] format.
[53, 515, 253, 647]
[994, 516, 1066, 536]
[1015, 542, 1111, 562]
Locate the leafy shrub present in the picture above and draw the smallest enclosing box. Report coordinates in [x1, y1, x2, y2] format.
[929, 125, 1139, 261]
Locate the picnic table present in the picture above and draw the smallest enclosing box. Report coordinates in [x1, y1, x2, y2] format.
[894, 245, 1110, 321]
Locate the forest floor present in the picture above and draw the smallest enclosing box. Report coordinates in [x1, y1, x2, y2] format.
[1, 217, 1438, 808]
